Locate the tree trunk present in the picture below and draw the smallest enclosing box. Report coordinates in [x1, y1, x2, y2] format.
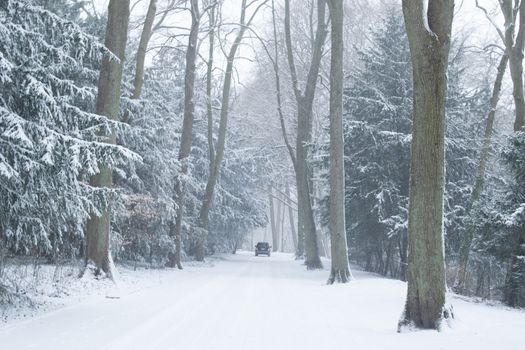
[268, 186, 278, 250]
[280, 201, 286, 252]
[122, 0, 156, 124]
[501, 0, 525, 307]
[454, 53, 508, 293]
[85, 0, 130, 278]
[399, 0, 454, 331]
[206, 3, 216, 175]
[398, 228, 408, 281]
[132, 0, 156, 100]
[274, 191, 282, 252]
[167, 0, 200, 270]
[326, 0, 350, 284]
[503, 0, 525, 131]
[284, 0, 326, 269]
[286, 184, 298, 252]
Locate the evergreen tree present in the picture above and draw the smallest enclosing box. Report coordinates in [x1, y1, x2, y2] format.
[0, 0, 135, 258]
[342, 6, 485, 282]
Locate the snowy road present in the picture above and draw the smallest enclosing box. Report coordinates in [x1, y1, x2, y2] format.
[0, 251, 524, 350]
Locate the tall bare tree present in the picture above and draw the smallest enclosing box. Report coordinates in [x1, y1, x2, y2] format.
[206, 1, 217, 176]
[283, 0, 326, 269]
[399, 0, 454, 330]
[131, 0, 157, 100]
[501, 0, 525, 131]
[166, 0, 201, 269]
[499, 0, 525, 307]
[326, 0, 351, 284]
[195, 0, 267, 261]
[85, 0, 130, 277]
[455, 52, 509, 292]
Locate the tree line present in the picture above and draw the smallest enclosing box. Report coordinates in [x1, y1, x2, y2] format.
[1, 0, 525, 331]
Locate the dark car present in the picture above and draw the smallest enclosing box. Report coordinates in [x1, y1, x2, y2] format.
[255, 242, 271, 256]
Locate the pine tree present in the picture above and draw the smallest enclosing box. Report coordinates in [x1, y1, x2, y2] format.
[0, 0, 135, 259]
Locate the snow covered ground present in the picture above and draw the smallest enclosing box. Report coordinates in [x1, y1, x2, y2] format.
[0, 251, 524, 350]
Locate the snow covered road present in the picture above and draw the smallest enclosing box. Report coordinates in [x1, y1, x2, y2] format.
[0, 251, 524, 350]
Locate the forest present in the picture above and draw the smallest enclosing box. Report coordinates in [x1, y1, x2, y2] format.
[0, 0, 525, 347]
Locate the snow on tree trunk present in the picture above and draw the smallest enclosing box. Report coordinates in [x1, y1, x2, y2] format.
[86, 0, 130, 277]
[398, 0, 454, 331]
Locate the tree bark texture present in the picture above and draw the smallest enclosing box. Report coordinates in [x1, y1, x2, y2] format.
[86, 0, 130, 277]
[399, 0, 454, 330]
[327, 0, 351, 284]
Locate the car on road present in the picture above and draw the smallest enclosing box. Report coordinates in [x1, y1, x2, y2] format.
[255, 242, 271, 256]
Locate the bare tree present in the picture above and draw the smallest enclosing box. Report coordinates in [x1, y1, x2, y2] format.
[195, 0, 267, 261]
[398, 0, 454, 330]
[206, 0, 217, 176]
[85, 0, 131, 277]
[166, 0, 201, 269]
[326, 0, 351, 284]
[283, 0, 326, 269]
[499, 0, 525, 307]
[500, 0, 525, 131]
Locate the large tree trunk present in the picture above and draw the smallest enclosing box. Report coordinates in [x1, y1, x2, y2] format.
[167, 0, 200, 270]
[399, 0, 454, 331]
[327, 0, 351, 284]
[85, 0, 130, 277]
[196, 0, 264, 260]
[284, 0, 326, 269]
[454, 53, 508, 293]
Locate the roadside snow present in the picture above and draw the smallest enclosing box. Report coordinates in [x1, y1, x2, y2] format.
[0, 251, 524, 350]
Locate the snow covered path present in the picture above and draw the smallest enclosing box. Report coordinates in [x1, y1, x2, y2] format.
[0, 251, 524, 350]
